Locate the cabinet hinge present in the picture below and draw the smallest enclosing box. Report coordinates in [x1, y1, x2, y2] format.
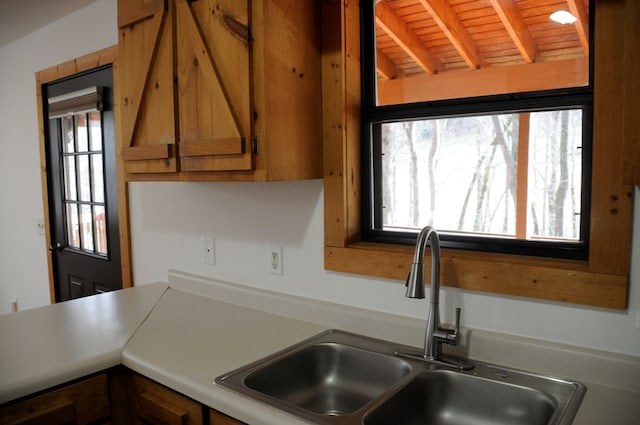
[251, 135, 259, 154]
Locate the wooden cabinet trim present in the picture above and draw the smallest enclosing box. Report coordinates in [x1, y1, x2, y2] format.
[179, 138, 245, 157]
[118, 0, 165, 28]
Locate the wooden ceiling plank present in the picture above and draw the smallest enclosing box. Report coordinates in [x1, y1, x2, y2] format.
[489, 0, 538, 63]
[566, 0, 589, 54]
[375, 1, 441, 74]
[418, 0, 482, 69]
[376, 48, 401, 79]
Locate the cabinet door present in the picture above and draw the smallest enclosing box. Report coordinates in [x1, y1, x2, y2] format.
[132, 374, 205, 425]
[210, 408, 244, 425]
[118, 0, 178, 174]
[175, 0, 252, 172]
[0, 374, 110, 425]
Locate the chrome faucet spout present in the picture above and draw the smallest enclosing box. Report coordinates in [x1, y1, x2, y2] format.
[401, 225, 474, 370]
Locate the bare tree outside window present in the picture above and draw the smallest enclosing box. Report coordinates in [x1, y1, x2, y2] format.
[379, 110, 582, 241]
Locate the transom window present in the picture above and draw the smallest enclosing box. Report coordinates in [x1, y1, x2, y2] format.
[361, 0, 592, 259]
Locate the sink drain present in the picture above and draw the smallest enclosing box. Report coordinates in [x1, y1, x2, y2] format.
[323, 409, 347, 416]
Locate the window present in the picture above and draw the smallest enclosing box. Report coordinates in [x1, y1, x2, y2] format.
[361, 0, 592, 259]
[321, 0, 635, 309]
[59, 112, 108, 256]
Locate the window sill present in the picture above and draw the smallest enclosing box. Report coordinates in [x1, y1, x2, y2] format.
[324, 241, 627, 309]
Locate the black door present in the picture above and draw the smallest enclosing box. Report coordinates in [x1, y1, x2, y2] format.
[44, 65, 122, 301]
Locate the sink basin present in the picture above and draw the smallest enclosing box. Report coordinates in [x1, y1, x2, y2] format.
[215, 330, 585, 425]
[244, 342, 412, 416]
[364, 370, 556, 425]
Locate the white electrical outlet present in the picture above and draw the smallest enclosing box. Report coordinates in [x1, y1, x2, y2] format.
[202, 236, 216, 265]
[267, 246, 283, 275]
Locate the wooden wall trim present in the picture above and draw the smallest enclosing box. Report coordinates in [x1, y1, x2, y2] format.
[35, 45, 133, 304]
[322, 0, 632, 310]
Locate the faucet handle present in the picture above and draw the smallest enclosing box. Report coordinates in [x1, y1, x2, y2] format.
[454, 307, 461, 335]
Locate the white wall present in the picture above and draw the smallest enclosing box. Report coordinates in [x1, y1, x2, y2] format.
[129, 181, 640, 357]
[1, 0, 639, 358]
[0, 0, 117, 312]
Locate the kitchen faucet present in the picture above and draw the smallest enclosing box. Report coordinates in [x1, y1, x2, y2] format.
[396, 225, 474, 370]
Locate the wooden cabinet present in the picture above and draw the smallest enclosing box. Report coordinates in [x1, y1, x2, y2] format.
[210, 408, 244, 425]
[132, 373, 205, 425]
[117, 0, 322, 181]
[130, 373, 244, 425]
[0, 374, 110, 425]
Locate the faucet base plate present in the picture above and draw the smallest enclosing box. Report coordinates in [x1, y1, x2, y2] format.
[395, 350, 475, 371]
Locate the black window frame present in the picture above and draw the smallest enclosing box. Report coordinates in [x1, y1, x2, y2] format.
[359, 0, 594, 260]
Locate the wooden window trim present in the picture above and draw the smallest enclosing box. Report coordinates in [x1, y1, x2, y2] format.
[322, 0, 637, 310]
[36, 45, 133, 303]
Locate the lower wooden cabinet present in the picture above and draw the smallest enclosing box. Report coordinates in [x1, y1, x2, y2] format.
[132, 373, 205, 425]
[131, 373, 244, 425]
[0, 374, 110, 425]
[1, 370, 244, 425]
[210, 408, 243, 425]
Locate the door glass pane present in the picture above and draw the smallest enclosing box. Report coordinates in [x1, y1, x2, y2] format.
[75, 114, 88, 152]
[58, 111, 109, 256]
[77, 155, 91, 202]
[93, 205, 107, 255]
[91, 154, 104, 202]
[88, 111, 102, 151]
[66, 203, 80, 248]
[63, 156, 77, 200]
[79, 204, 94, 251]
[62, 116, 74, 153]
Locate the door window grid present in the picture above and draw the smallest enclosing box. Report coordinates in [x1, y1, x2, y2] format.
[60, 112, 108, 256]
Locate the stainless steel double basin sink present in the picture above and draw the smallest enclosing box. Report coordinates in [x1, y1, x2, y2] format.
[215, 329, 585, 425]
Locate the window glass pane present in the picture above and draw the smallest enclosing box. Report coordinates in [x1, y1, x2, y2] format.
[528, 110, 583, 240]
[93, 205, 107, 255]
[75, 114, 88, 152]
[63, 156, 77, 201]
[77, 155, 91, 202]
[66, 203, 80, 248]
[80, 204, 94, 251]
[61, 116, 74, 153]
[91, 154, 104, 203]
[378, 110, 583, 241]
[372, 0, 590, 106]
[88, 111, 102, 151]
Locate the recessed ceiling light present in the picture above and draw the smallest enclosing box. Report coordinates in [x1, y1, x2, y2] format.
[550, 10, 577, 25]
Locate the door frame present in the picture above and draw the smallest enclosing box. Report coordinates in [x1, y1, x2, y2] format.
[36, 45, 133, 302]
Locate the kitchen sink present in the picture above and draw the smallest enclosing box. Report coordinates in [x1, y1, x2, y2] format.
[363, 370, 556, 425]
[243, 342, 412, 415]
[215, 330, 585, 424]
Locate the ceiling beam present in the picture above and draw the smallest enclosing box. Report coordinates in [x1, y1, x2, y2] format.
[376, 48, 401, 80]
[489, 0, 538, 63]
[417, 0, 482, 69]
[377, 56, 588, 105]
[375, 1, 440, 74]
[566, 0, 589, 54]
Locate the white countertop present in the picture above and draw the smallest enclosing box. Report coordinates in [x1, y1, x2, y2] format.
[0, 282, 167, 404]
[2, 271, 640, 424]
